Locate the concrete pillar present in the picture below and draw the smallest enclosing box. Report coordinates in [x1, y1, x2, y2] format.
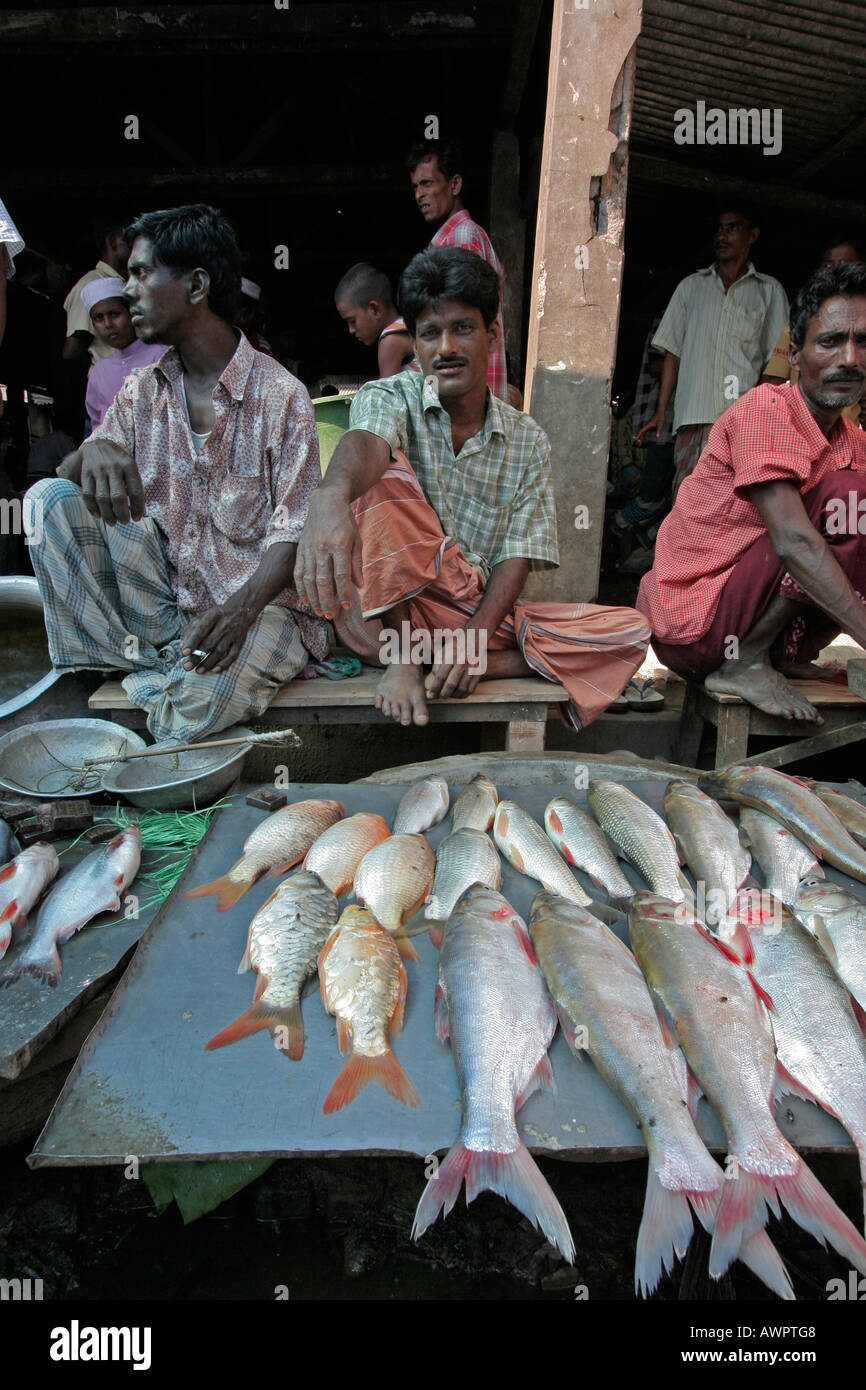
[489, 132, 527, 383]
[524, 0, 643, 601]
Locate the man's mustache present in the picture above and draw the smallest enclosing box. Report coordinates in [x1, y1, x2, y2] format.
[825, 371, 864, 383]
[434, 357, 468, 369]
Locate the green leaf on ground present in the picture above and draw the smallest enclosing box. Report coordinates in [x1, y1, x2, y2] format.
[141, 1157, 275, 1223]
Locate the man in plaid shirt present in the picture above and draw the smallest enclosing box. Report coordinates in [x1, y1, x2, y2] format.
[295, 246, 649, 730]
[406, 139, 508, 400]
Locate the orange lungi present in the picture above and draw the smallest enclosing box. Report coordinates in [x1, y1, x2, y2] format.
[351, 453, 650, 729]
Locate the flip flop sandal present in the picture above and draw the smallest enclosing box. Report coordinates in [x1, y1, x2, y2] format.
[609, 691, 630, 713]
[623, 677, 666, 711]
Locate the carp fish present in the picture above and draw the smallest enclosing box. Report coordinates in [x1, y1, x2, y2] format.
[318, 904, 419, 1112]
[793, 880, 866, 1013]
[1, 826, 141, 988]
[738, 807, 824, 907]
[450, 773, 498, 832]
[206, 869, 339, 1060]
[589, 780, 690, 903]
[530, 891, 792, 1298]
[184, 800, 345, 911]
[494, 800, 591, 906]
[699, 765, 866, 884]
[304, 812, 391, 895]
[392, 776, 449, 835]
[630, 891, 866, 1281]
[802, 781, 866, 849]
[353, 833, 435, 961]
[424, 828, 502, 947]
[413, 885, 575, 1261]
[544, 796, 634, 909]
[664, 780, 751, 926]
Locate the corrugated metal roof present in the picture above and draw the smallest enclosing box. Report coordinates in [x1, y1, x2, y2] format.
[632, 0, 866, 198]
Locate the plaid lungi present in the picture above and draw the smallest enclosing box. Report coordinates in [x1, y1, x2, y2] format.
[671, 423, 713, 501]
[27, 478, 309, 742]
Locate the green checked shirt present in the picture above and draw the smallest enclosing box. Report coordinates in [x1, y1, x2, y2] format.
[347, 370, 559, 582]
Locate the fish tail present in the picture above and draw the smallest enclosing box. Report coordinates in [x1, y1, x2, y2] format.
[711, 1160, 866, 1278]
[206, 999, 305, 1059]
[394, 933, 421, 962]
[412, 1139, 575, 1263]
[426, 920, 444, 949]
[1, 944, 62, 989]
[634, 1169, 697, 1297]
[691, 1190, 794, 1299]
[182, 870, 252, 912]
[323, 1044, 420, 1114]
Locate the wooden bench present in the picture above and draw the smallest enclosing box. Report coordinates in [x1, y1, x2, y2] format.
[678, 663, 866, 770]
[88, 672, 570, 753]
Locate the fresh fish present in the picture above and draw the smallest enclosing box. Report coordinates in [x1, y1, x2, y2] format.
[1, 826, 141, 988]
[450, 773, 498, 831]
[424, 828, 501, 945]
[184, 799, 345, 911]
[206, 869, 339, 1060]
[738, 808, 824, 906]
[664, 780, 751, 926]
[793, 881, 866, 1013]
[803, 781, 866, 849]
[530, 892, 792, 1298]
[699, 765, 866, 884]
[353, 833, 435, 961]
[0, 843, 60, 958]
[392, 776, 449, 835]
[544, 796, 634, 908]
[630, 890, 866, 1280]
[318, 904, 419, 1112]
[588, 780, 689, 903]
[493, 800, 591, 906]
[723, 902, 866, 1229]
[0, 816, 21, 865]
[413, 885, 574, 1260]
[304, 812, 390, 894]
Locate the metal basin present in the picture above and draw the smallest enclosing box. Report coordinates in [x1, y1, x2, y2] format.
[101, 727, 255, 810]
[0, 575, 60, 719]
[0, 718, 148, 797]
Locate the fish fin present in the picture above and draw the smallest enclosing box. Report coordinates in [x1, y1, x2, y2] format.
[510, 846, 525, 873]
[411, 1139, 574, 1263]
[236, 922, 255, 974]
[556, 1008, 587, 1059]
[649, 994, 679, 1051]
[850, 994, 866, 1039]
[183, 865, 253, 912]
[1, 944, 63, 989]
[721, 915, 754, 964]
[812, 919, 839, 969]
[547, 808, 564, 836]
[634, 1169, 696, 1297]
[394, 933, 420, 963]
[434, 982, 449, 1043]
[336, 1017, 351, 1055]
[773, 1060, 821, 1110]
[427, 921, 444, 949]
[0, 863, 15, 882]
[322, 1044, 419, 1113]
[389, 962, 408, 1036]
[711, 1161, 866, 1279]
[515, 1053, 555, 1111]
[746, 971, 776, 1014]
[511, 917, 538, 966]
[0, 898, 18, 924]
[263, 855, 304, 878]
[693, 1189, 794, 1299]
[205, 998, 304, 1059]
[693, 919, 743, 965]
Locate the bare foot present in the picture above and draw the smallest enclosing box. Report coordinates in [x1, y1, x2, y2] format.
[704, 660, 823, 723]
[375, 663, 429, 726]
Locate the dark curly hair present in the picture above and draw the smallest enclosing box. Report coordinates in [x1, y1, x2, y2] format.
[397, 246, 500, 334]
[124, 203, 242, 323]
[404, 138, 465, 182]
[789, 261, 866, 349]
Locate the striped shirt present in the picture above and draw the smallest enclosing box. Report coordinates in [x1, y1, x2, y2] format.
[87, 332, 328, 657]
[637, 382, 866, 643]
[652, 262, 788, 433]
[347, 368, 558, 580]
[431, 210, 508, 400]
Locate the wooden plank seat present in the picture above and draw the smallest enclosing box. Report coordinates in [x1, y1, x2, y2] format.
[678, 664, 866, 770]
[88, 672, 571, 753]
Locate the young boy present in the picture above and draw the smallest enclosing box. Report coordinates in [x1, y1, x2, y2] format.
[82, 276, 165, 428]
[334, 262, 416, 377]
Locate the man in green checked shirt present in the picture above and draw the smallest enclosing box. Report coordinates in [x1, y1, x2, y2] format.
[294, 247, 649, 729]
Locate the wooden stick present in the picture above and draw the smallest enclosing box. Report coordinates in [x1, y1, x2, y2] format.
[80, 729, 292, 770]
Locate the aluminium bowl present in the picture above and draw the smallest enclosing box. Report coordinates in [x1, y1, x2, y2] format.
[100, 727, 255, 810]
[0, 718, 149, 798]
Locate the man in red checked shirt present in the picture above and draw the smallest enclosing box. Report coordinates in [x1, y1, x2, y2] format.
[637, 261, 866, 726]
[406, 139, 508, 400]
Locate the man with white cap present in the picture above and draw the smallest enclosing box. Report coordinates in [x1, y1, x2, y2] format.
[81, 276, 165, 428]
[0, 193, 25, 350]
[62, 216, 130, 369]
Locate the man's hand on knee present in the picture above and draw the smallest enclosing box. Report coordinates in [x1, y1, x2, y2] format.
[181, 604, 251, 674]
[80, 439, 145, 526]
[294, 487, 363, 619]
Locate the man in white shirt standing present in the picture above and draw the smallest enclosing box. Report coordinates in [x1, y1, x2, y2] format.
[62, 216, 131, 369]
[636, 204, 788, 497]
